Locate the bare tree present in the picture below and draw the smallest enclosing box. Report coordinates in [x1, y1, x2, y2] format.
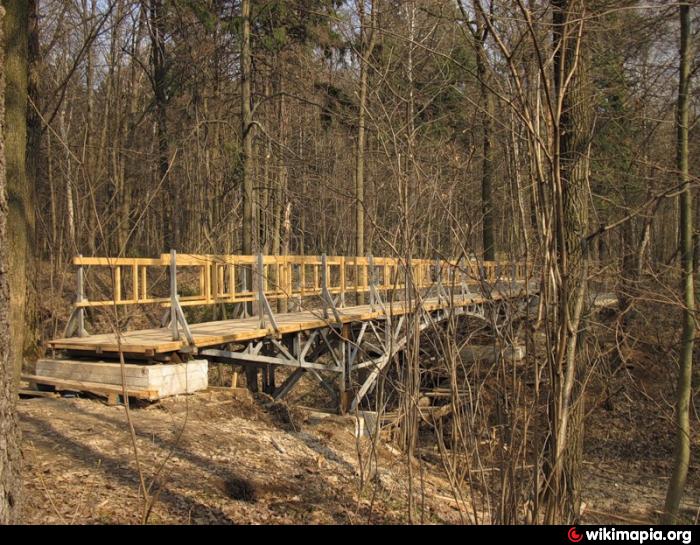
[241, 0, 255, 257]
[355, 0, 378, 263]
[0, 2, 21, 523]
[3, 0, 31, 375]
[147, 0, 174, 250]
[663, 0, 694, 525]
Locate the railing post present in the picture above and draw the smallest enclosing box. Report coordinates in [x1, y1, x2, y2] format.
[257, 253, 266, 329]
[321, 253, 329, 319]
[167, 249, 196, 347]
[76, 254, 87, 337]
[339, 256, 345, 308]
[367, 253, 375, 311]
[170, 249, 179, 341]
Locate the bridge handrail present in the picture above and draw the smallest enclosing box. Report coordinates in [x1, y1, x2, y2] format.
[68, 252, 532, 310]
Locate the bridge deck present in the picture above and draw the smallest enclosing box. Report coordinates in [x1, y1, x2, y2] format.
[48, 293, 511, 356]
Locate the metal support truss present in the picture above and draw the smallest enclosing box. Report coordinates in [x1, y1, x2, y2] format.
[459, 257, 473, 299]
[168, 249, 196, 349]
[349, 296, 502, 411]
[196, 278, 510, 413]
[435, 257, 450, 303]
[367, 254, 386, 314]
[64, 254, 88, 338]
[321, 253, 342, 323]
[256, 253, 280, 335]
[422, 257, 449, 305]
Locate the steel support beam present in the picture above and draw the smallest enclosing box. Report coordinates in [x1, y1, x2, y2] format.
[64, 255, 88, 338]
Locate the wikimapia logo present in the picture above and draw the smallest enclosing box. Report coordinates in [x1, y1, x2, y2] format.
[567, 527, 693, 544]
[569, 528, 584, 543]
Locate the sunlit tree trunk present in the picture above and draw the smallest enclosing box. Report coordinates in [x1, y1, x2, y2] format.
[241, 0, 255, 258]
[663, 1, 694, 525]
[0, 3, 22, 522]
[24, 0, 38, 359]
[3, 0, 30, 376]
[241, 0, 258, 390]
[545, 0, 590, 523]
[474, 7, 494, 261]
[355, 0, 377, 260]
[148, 0, 173, 250]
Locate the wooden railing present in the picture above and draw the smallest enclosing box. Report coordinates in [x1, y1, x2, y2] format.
[69, 252, 531, 309]
[62, 251, 532, 340]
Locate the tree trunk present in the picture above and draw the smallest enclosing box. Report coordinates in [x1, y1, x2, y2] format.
[241, 0, 255, 257]
[24, 0, 38, 360]
[3, 0, 30, 376]
[241, 0, 257, 390]
[546, 0, 590, 524]
[0, 3, 22, 522]
[475, 11, 495, 261]
[59, 106, 75, 253]
[148, 0, 173, 250]
[355, 0, 377, 261]
[663, 1, 694, 524]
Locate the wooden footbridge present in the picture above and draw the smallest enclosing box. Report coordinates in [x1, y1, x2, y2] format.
[38, 251, 536, 411]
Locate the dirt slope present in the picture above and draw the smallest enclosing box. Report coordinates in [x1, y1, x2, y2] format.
[17, 390, 464, 524]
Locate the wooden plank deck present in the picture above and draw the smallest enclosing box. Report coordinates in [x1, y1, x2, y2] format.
[48, 292, 519, 356]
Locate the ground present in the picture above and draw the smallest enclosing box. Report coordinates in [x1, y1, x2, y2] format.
[16, 376, 699, 524]
[17, 389, 466, 524]
[17, 291, 700, 525]
[583, 361, 700, 524]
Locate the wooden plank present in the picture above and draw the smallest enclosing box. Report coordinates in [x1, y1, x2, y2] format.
[50, 292, 515, 354]
[228, 263, 236, 299]
[141, 266, 148, 300]
[76, 297, 170, 308]
[21, 373, 159, 400]
[26, 360, 208, 398]
[205, 260, 211, 303]
[132, 264, 139, 303]
[114, 266, 121, 302]
[217, 265, 224, 297]
[74, 257, 163, 266]
[17, 388, 59, 398]
[36, 359, 152, 384]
